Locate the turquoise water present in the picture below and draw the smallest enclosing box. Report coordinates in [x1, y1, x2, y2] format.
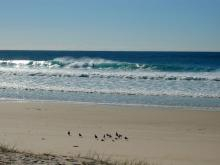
[0, 50, 220, 108]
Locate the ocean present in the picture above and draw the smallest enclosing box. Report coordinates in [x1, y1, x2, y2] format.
[0, 50, 220, 108]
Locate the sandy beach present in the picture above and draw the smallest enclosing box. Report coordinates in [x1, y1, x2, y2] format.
[0, 102, 220, 165]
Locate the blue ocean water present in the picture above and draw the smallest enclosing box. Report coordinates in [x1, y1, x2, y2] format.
[0, 50, 220, 108]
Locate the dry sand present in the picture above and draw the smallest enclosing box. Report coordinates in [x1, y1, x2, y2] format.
[0, 101, 220, 165]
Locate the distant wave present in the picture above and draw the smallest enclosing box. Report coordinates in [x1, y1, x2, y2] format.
[0, 57, 218, 72]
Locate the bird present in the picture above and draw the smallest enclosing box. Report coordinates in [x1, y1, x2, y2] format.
[124, 136, 128, 140]
[106, 133, 112, 138]
[101, 139, 104, 142]
[79, 133, 82, 137]
[116, 132, 119, 137]
[94, 134, 98, 140]
[118, 134, 122, 139]
[103, 134, 106, 139]
[67, 131, 71, 136]
[116, 132, 123, 139]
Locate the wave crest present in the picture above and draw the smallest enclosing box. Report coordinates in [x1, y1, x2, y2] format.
[0, 57, 218, 72]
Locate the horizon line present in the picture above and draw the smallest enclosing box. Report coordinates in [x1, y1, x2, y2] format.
[0, 49, 219, 53]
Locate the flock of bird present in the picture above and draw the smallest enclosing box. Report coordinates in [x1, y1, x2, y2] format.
[67, 131, 128, 142]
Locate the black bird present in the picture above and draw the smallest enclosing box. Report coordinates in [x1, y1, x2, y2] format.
[116, 132, 119, 137]
[106, 133, 112, 138]
[103, 134, 106, 139]
[124, 136, 128, 140]
[94, 134, 98, 140]
[79, 133, 82, 137]
[67, 131, 71, 136]
[101, 139, 104, 142]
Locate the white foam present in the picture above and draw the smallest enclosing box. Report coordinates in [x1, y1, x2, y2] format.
[0, 66, 220, 81]
[0, 58, 219, 99]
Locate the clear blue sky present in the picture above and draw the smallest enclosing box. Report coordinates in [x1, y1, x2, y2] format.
[0, 0, 219, 51]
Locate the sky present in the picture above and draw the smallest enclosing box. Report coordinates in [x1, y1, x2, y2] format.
[0, 0, 219, 51]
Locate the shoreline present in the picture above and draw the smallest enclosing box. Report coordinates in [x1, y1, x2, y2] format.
[0, 101, 220, 165]
[0, 99, 220, 111]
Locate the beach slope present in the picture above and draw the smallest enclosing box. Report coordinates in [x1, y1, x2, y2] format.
[0, 102, 220, 165]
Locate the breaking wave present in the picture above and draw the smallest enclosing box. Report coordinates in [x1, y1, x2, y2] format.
[0, 57, 218, 72]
